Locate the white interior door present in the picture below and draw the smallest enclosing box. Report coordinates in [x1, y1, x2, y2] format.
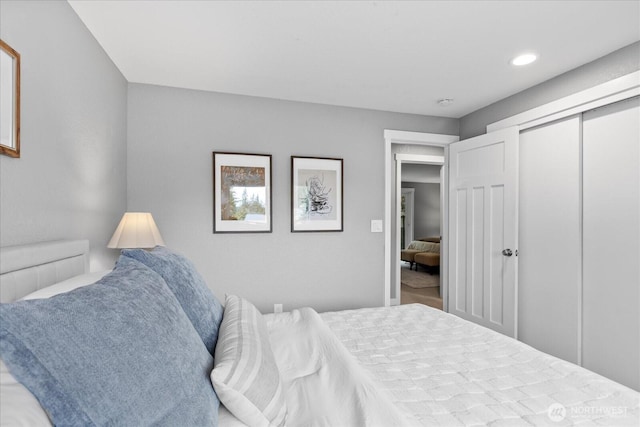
[448, 127, 519, 337]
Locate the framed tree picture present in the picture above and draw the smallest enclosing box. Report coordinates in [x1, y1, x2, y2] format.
[291, 156, 343, 232]
[213, 152, 272, 233]
[0, 39, 20, 158]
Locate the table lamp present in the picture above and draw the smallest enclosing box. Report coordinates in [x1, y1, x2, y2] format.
[107, 212, 165, 249]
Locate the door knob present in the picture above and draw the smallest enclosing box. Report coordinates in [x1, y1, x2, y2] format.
[502, 249, 513, 257]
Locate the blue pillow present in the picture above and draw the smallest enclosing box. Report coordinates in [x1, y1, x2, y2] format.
[122, 246, 223, 355]
[0, 256, 219, 426]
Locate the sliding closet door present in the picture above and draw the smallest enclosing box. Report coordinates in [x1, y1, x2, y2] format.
[583, 97, 639, 390]
[518, 116, 581, 363]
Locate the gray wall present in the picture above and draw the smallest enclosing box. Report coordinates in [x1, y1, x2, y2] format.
[0, 0, 127, 270]
[401, 163, 441, 184]
[127, 83, 458, 313]
[460, 42, 640, 139]
[402, 182, 440, 240]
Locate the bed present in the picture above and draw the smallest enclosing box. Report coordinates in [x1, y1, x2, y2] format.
[1, 240, 638, 426]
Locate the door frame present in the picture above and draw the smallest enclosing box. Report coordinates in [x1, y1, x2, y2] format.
[384, 130, 459, 307]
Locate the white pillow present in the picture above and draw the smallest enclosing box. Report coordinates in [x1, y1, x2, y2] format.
[1, 271, 109, 427]
[211, 295, 287, 427]
[20, 270, 109, 300]
[0, 360, 52, 426]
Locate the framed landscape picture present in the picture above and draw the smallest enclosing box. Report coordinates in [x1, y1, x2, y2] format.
[0, 39, 20, 158]
[291, 156, 343, 232]
[213, 152, 272, 233]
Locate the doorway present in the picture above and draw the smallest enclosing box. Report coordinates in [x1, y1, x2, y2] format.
[401, 164, 442, 244]
[400, 163, 443, 309]
[383, 130, 459, 308]
[396, 157, 444, 305]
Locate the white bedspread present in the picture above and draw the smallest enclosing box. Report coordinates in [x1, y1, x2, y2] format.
[265, 307, 408, 426]
[321, 304, 640, 426]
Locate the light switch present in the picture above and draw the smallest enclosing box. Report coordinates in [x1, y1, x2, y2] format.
[371, 220, 383, 233]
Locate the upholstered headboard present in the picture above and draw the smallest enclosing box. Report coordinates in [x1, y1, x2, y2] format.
[0, 240, 90, 303]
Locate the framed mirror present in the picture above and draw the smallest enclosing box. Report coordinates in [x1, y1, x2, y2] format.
[0, 39, 20, 158]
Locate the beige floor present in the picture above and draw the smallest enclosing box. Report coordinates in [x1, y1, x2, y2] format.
[401, 284, 443, 310]
[400, 263, 443, 310]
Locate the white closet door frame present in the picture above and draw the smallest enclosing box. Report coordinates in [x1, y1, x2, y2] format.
[487, 71, 640, 133]
[486, 70, 639, 371]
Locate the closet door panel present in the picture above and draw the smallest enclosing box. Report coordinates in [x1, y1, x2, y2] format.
[583, 97, 639, 391]
[518, 116, 581, 363]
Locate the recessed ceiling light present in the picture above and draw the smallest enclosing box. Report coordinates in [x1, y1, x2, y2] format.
[511, 53, 538, 66]
[437, 98, 454, 106]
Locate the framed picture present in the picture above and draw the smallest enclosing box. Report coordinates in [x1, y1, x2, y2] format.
[213, 152, 272, 233]
[0, 39, 20, 158]
[291, 156, 343, 232]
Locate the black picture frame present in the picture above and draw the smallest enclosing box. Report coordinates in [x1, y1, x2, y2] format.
[291, 156, 343, 232]
[213, 152, 272, 233]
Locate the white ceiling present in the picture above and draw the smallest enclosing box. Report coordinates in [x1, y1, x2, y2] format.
[67, 0, 640, 118]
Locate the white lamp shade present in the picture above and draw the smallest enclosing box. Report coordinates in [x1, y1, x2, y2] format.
[108, 212, 165, 249]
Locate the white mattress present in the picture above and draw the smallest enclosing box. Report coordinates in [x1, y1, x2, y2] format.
[320, 304, 640, 426]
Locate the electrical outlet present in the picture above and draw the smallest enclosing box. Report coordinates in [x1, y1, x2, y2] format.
[274, 303, 283, 313]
